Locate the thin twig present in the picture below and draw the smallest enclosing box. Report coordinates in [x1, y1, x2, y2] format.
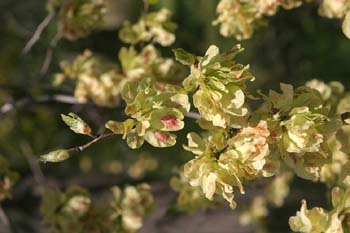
[67, 133, 115, 154]
[36, 94, 81, 104]
[0, 94, 81, 115]
[0, 206, 15, 233]
[186, 111, 201, 120]
[138, 0, 150, 49]
[0, 207, 10, 228]
[62, 113, 200, 155]
[143, 0, 150, 15]
[40, 32, 61, 74]
[20, 141, 47, 194]
[22, 11, 55, 54]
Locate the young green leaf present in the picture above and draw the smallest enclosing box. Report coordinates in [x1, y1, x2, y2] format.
[61, 113, 92, 136]
[126, 131, 145, 149]
[144, 130, 176, 147]
[39, 149, 70, 163]
[105, 119, 135, 139]
[172, 48, 197, 66]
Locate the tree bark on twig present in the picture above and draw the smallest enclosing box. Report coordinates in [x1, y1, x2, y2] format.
[22, 11, 55, 54]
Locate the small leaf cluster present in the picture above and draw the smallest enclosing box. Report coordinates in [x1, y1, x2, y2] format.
[110, 183, 155, 233]
[56, 44, 184, 107]
[213, 0, 302, 40]
[183, 120, 271, 208]
[118, 44, 184, 84]
[57, 50, 124, 107]
[213, 0, 350, 40]
[127, 153, 158, 180]
[174, 44, 254, 129]
[106, 78, 190, 148]
[41, 183, 154, 233]
[119, 8, 177, 46]
[170, 171, 219, 212]
[52, 0, 107, 40]
[289, 186, 350, 233]
[252, 83, 339, 181]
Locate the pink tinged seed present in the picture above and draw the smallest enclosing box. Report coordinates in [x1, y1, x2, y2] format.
[154, 131, 170, 142]
[161, 115, 179, 129]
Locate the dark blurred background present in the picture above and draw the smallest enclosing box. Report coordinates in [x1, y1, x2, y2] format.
[0, 0, 348, 232]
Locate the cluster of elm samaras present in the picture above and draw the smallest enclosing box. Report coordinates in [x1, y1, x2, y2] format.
[214, 0, 350, 40]
[40, 183, 154, 233]
[41, 1, 350, 232]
